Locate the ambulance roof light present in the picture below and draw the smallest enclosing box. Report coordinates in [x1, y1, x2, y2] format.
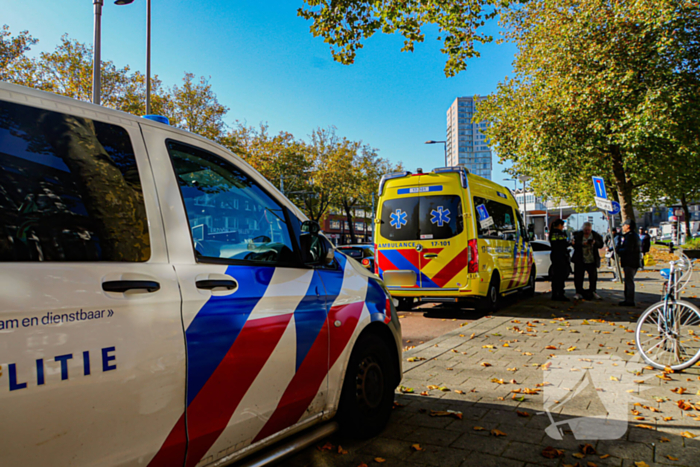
[433, 166, 469, 188]
[378, 171, 412, 196]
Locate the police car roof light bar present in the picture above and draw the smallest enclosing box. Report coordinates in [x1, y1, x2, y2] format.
[378, 171, 412, 195]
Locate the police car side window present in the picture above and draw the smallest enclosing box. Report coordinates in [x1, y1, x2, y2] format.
[0, 100, 150, 262]
[167, 141, 298, 266]
[473, 197, 516, 240]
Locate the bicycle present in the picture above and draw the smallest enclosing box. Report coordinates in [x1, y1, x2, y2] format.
[634, 251, 700, 370]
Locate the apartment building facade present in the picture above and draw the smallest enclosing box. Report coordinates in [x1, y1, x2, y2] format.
[446, 96, 492, 180]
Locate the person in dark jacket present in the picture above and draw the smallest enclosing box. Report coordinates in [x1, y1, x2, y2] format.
[639, 227, 651, 270]
[571, 222, 604, 300]
[549, 219, 571, 301]
[618, 219, 641, 306]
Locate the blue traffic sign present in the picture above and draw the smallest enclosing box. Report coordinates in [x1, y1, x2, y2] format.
[476, 204, 490, 221]
[608, 200, 621, 216]
[592, 176, 607, 199]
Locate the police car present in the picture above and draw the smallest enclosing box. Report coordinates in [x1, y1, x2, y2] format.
[0, 82, 402, 466]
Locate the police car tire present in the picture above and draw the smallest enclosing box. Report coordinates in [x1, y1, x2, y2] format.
[337, 334, 395, 438]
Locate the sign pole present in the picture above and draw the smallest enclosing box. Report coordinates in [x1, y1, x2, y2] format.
[606, 212, 623, 283]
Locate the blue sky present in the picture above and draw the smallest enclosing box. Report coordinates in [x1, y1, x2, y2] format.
[2, 0, 517, 185]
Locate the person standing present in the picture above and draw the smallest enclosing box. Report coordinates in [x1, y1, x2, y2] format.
[618, 219, 641, 306]
[549, 219, 571, 301]
[571, 222, 604, 300]
[639, 227, 651, 270]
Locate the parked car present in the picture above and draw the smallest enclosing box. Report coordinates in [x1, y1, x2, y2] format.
[337, 244, 375, 272]
[376, 167, 535, 312]
[0, 82, 402, 467]
[530, 240, 574, 279]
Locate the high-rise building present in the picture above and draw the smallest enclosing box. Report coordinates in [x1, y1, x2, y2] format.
[446, 96, 492, 180]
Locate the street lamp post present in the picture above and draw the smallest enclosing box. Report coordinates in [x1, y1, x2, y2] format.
[425, 140, 447, 167]
[113, 0, 150, 114]
[92, 0, 103, 105]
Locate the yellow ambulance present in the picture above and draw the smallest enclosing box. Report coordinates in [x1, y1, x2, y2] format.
[375, 167, 535, 311]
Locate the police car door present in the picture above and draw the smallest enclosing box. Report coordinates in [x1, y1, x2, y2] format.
[146, 133, 328, 467]
[0, 97, 185, 465]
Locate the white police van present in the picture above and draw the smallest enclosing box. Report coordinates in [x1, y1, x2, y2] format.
[0, 82, 402, 467]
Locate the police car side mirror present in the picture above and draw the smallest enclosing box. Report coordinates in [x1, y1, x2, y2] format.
[301, 220, 320, 234]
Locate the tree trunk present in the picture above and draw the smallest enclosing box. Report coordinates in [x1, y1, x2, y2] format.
[343, 202, 357, 244]
[681, 193, 692, 245]
[40, 113, 149, 261]
[610, 145, 635, 223]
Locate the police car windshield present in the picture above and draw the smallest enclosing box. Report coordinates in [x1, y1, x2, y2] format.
[380, 195, 463, 241]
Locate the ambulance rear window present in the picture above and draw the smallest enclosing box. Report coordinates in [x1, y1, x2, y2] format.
[380, 195, 463, 241]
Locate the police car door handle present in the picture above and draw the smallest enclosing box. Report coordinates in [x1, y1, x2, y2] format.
[196, 279, 238, 290]
[423, 253, 438, 259]
[102, 280, 161, 293]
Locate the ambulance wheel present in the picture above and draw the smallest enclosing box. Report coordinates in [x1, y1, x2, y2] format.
[396, 297, 415, 311]
[337, 334, 395, 438]
[478, 275, 500, 312]
[523, 269, 536, 298]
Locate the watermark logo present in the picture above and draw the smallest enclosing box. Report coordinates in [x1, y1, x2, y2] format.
[542, 355, 650, 440]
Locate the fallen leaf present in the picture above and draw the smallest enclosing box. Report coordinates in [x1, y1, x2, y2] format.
[427, 385, 439, 390]
[318, 442, 334, 451]
[610, 376, 619, 381]
[482, 345, 495, 349]
[374, 458, 386, 463]
[516, 410, 530, 417]
[455, 390, 465, 394]
[681, 431, 697, 439]
[469, 333, 476, 339]
[429, 410, 462, 420]
[399, 386, 414, 393]
[419, 391, 429, 396]
[338, 446, 348, 455]
[545, 345, 558, 350]
[678, 400, 693, 411]
[660, 437, 670, 442]
[580, 444, 596, 455]
[481, 362, 492, 367]
[635, 424, 655, 430]
[671, 387, 687, 395]
[634, 462, 650, 467]
[411, 444, 423, 451]
[491, 378, 506, 384]
[666, 455, 679, 461]
[572, 452, 585, 459]
[473, 426, 485, 431]
[600, 454, 610, 459]
[663, 417, 673, 421]
[567, 346, 577, 352]
[507, 367, 518, 372]
[541, 446, 564, 458]
[406, 357, 426, 362]
[523, 388, 541, 395]
[491, 429, 507, 437]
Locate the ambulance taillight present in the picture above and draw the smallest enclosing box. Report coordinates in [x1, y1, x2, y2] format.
[467, 239, 479, 273]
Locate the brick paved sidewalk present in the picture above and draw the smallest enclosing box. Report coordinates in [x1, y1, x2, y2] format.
[286, 265, 700, 467]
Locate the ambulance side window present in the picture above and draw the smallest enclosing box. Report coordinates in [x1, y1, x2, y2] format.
[166, 140, 298, 266]
[473, 197, 516, 240]
[0, 100, 150, 262]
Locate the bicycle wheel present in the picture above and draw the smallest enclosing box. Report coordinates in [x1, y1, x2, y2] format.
[635, 300, 700, 371]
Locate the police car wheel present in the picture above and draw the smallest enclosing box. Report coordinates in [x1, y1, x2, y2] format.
[337, 334, 395, 438]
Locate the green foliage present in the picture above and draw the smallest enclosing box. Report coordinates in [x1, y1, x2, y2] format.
[0, 25, 37, 81]
[683, 238, 700, 250]
[476, 0, 700, 221]
[299, 0, 503, 77]
[2, 27, 229, 141]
